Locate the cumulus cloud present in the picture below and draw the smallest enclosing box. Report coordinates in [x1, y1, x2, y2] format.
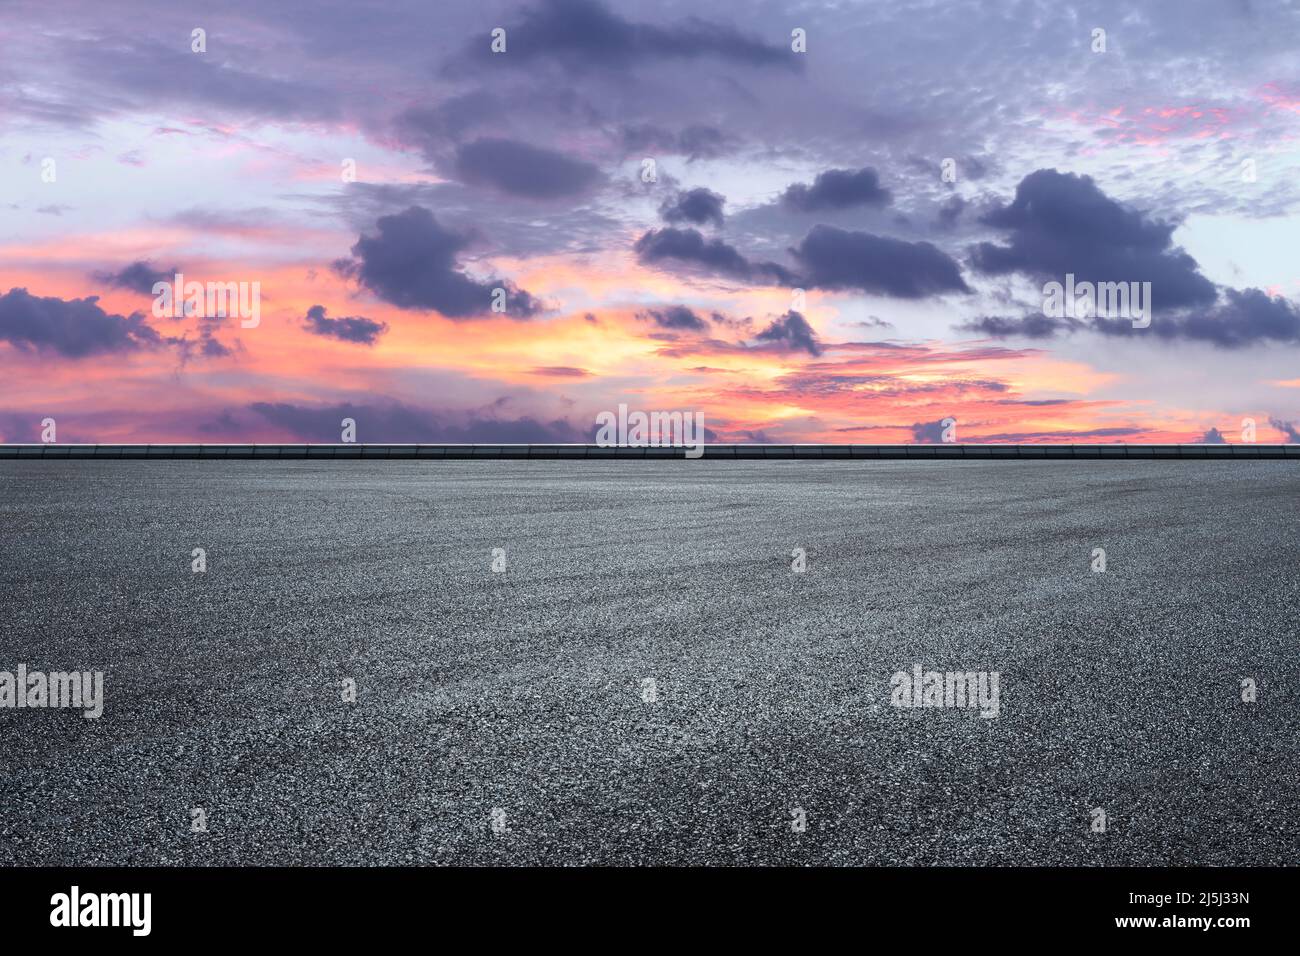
[965, 288, 1300, 348]
[1269, 417, 1300, 443]
[0, 287, 162, 358]
[791, 225, 970, 298]
[303, 305, 388, 345]
[1143, 288, 1300, 347]
[176, 327, 233, 363]
[959, 314, 1084, 339]
[911, 418, 953, 443]
[781, 167, 891, 212]
[635, 223, 969, 299]
[637, 305, 709, 331]
[634, 227, 796, 284]
[93, 260, 178, 295]
[753, 310, 822, 356]
[659, 188, 726, 227]
[971, 169, 1217, 309]
[334, 206, 542, 319]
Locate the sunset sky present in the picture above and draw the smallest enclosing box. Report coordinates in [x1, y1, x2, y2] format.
[3, 0, 1299, 444]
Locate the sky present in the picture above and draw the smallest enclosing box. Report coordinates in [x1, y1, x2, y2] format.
[2, 0, 1299, 444]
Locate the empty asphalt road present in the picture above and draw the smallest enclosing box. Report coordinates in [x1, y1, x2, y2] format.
[1, 459, 1297, 865]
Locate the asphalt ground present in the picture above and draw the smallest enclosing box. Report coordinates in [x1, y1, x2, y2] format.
[1, 460, 1296, 865]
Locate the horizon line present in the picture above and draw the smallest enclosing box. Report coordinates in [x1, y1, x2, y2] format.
[3, 443, 1297, 460]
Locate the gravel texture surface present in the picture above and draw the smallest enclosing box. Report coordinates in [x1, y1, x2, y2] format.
[1, 459, 1296, 865]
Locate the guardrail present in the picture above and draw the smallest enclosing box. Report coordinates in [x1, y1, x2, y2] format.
[2, 444, 1297, 459]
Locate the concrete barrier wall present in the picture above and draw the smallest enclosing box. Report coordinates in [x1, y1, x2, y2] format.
[2, 444, 1298, 460]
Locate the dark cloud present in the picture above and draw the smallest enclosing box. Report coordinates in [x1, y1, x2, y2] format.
[303, 305, 388, 345]
[1143, 288, 1300, 347]
[0, 287, 161, 358]
[93, 260, 178, 295]
[967, 288, 1300, 348]
[911, 418, 953, 443]
[335, 206, 542, 319]
[791, 225, 970, 298]
[1269, 417, 1300, 443]
[971, 169, 1217, 309]
[659, 188, 725, 227]
[637, 306, 709, 331]
[781, 167, 891, 212]
[452, 137, 601, 199]
[958, 314, 1083, 339]
[1200, 427, 1227, 444]
[467, 0, 795, 73]
[176, 328, 233, 364]
[636, 223, 969, 299]
[709, 311, 753, 332]
[249, 400, 589, 443]
[198, 333, 231, 358]
[634, 227, 796, 284]
[753, 310, 821, 356]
